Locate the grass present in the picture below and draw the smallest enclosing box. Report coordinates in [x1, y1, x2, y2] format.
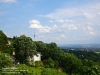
[16, 64, 42, 75]
[28, 67, 42, 75]
[16, 64, 67, 75]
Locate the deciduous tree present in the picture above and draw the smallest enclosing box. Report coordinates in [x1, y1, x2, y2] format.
[0, 52, 13, 68]
[13, 35, 36, 64]
[0, 30, 8, 51]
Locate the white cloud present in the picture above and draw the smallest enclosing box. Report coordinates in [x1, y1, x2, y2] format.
[84, 26, 96, 36]
[68, 25, 77, 30]
[70, 20, 74, 22]
[0, 0, 17, 3]
[51, 24, 63, 33]
[40, 2, 100, 23]
[65, 19, 70, 22]
[29, 20, 43, 29]
[39, 26, 51, 33]
[45, 8, 80, 19]
[87, 26, 93, 31]
[52, 34, 67, 41]
[49, 19, 74, 23]
[38, 35, 45, 39]
[55, 37, 61, 41]
[53, 24, 57, 28]
[61, 24, 77, 30]
[49, 20, 54, 23]
[98, 12, 100, 15]
[60, 34, 66, 38]
[56, 19, 74, 23]
[56, 19, 64, 23]
[85, 31, 96, 36]
[84, 13, 96, 19]
[29, 20, 51, 33]
[37, 2, 100, 43]
[89, 31, 95, 35]
[40, 2, 100, 43]
[86, 23, 93, 25]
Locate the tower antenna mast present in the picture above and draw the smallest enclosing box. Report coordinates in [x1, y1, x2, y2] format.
[34, 28, 35, 41]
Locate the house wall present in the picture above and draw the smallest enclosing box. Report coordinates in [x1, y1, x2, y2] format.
[30, 52, 41, 62]
[33, 53, 41, 62]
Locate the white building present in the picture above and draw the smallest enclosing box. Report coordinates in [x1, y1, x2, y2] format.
[29, 52, 41, 62]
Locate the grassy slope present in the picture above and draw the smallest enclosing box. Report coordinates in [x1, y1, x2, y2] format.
[16, 64, 67, 75]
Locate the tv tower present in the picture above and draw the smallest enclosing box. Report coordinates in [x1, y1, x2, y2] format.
[34, 29, 35, 41]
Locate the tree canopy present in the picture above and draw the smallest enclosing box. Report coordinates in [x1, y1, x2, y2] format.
[0, 30, 8, 51]
[12, 35, 36, 64]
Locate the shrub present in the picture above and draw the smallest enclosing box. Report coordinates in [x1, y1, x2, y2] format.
[35, 61, 44, 68]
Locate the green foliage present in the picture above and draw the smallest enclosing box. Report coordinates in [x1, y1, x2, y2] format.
[13, 35, 36, 64]
[3, 44, 15, 55]
[28, 67, 42, 75]
[35, 41, 46, 52]
[68, 50, 100, 62]
[60, 53, 82, 75]
[42, 42, 63, 61]
[35, 61, 44, 68]
[17, 65, 67, 75]
[79, 59, 100, 75]
[41, 68, 67, 75]
[45, 58, 55, 68]
[0, 52, 14, 68]
[16, 64, 33, 75]
[17, 64, 42, 75]
[0, 30, 100, 75]
[37, 42, 83, 74]
[0, 30, 8, 51]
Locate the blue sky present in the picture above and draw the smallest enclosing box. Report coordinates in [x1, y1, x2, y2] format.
[0, 0, 100, 44]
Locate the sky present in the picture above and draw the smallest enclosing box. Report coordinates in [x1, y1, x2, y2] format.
[0, 0, 100, 44]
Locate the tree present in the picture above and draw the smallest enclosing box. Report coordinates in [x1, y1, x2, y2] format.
[41, 42, 62, 60]
[0, 30, 8, 51]
[0, 52, 14, 68]
[13, 35, 36, 64]
[80, 59, 100, 75]
[60, 53, 82, 75]
[35, 41, 46, 51]
[45, 58, 55, 68]
[38, 42, 82, 74]
[68, 50, 100, 62]
[3, 38, 15, 55]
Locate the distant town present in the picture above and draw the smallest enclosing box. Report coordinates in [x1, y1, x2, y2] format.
[58, 44, 100, 52]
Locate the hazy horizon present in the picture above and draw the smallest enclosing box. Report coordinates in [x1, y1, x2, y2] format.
[0, 0, 100, 44]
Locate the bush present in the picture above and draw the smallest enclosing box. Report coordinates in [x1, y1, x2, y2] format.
[0, 52, 14, 68]
[45, 58, 55, 68]
[35, 61, 44, 68]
